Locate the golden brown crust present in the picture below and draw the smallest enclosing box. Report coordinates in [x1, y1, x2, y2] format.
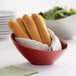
[32, 14, 52, 45]
[22, 14, 42, 43]
[8, 20, 30, 38]
[16, 18, 26, 33]
[16, 18, 31, 38]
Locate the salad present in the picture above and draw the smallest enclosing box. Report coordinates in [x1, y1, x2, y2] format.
[39, 6, 76, 20]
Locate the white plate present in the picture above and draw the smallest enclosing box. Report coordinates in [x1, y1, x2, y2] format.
[0, 20, 9, 23]
[0, 15, 15, 18]
[0, 25, 9, 27]
[0, 19, 12, 22]
[0, 30, 11, 32]
[0, 30, 11, 33]
[0, 22, 8, 25]
[0, 16, 15, 20]
[0, 28, 10, 30]
[0, 32, 11, 35]
[0, 11, 15, 17]
[0, 17, 15, 21]
[0, 27, 10, 30]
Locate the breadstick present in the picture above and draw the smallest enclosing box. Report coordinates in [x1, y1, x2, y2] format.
[8, 20, 30, 38]
[16, 18, 27, 33]
[16, 18, 30, 38]
[22, 14, 42, 42]
[32, 14, 52, 45]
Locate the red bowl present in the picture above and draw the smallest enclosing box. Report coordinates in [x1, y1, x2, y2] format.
[11, 33, 68, 65]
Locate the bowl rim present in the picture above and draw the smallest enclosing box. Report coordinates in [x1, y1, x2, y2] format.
[45, 14, 76, 21]
[11, 33, 68, 52]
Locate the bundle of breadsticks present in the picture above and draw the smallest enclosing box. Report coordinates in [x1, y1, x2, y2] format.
[8, 14, 62, 51]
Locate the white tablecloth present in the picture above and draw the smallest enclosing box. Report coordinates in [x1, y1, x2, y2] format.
[0, 35, 76, 76]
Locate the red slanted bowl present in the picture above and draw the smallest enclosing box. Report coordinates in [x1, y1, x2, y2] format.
[11, 33, 68, 65]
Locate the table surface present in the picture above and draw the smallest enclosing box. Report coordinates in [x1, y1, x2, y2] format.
[0, 35, 76, 76]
